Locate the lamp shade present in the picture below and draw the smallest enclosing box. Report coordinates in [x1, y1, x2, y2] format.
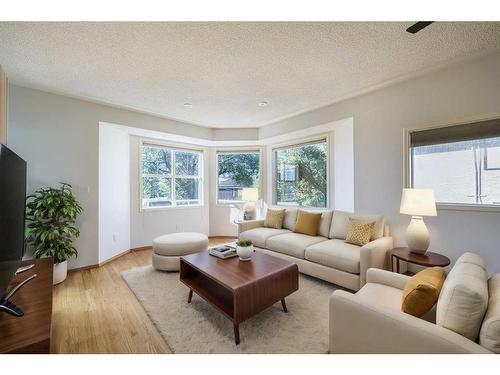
[400, 188, 437, 216]
[241, 187, 259, 202]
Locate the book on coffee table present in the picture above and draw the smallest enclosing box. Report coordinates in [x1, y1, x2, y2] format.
[209, 245, 237, 259]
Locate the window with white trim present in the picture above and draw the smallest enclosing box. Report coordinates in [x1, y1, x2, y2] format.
[273, 138, 328, 208]
[408, 118, 500, 206]
[141, 142, 202, 209]
[216, 150, 260, 204]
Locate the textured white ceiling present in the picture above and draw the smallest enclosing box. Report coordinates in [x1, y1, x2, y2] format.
[1, 22, 500, 128]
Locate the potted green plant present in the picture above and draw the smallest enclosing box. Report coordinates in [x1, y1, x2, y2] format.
[236, 239, 254, 261]
[25, 183, 83, 284]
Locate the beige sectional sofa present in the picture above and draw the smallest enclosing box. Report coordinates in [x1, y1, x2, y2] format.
[330, 252, 500, 353]
[238, 207, 393, 291]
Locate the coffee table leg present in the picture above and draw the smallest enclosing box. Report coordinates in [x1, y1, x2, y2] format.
[187, 289, 193, 303]
[234, 323, 240, 345]
[281, 298, 288, 313]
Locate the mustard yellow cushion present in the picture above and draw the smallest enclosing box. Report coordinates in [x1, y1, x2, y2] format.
[293, 210, 322, 236]
[344, 218, 375, 246]
[264, 208, 286, 229]
[402, 267, 446, 317]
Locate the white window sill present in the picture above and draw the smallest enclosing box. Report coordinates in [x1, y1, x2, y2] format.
[273, 203, 330, 210]
[437, 203, 500, 213]
[140, 205, 205, 212]
[215, 201, 245, 207]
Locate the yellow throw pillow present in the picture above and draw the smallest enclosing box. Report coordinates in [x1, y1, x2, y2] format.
[264, 208, 286, 229]
[402, 267, 446, 317]
[344, 218, 375, 246]
[293, 210, 322, 236]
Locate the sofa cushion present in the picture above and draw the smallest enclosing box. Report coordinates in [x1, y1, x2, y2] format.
[305, 239, 361, 274]
[282, 208, 298, 230]
[456, 252, 487, 270]
[319, 210, 333, 238]
[436, 253, 489, 341]
[266, 232, 327, 259]
[480, 274, 500, 353]
[268, 207, 333, 236]
[356, 283, 403, 311]
[239, 227, 290, 248]
[401, 267, 446, 318]
[330, 210, 384, 241]
[264, 208, 286, 229]
[294, 210, 322, 236]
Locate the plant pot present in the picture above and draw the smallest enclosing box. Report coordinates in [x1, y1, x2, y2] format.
[236, 245, 253, 261]
[53, 260, 68, 285]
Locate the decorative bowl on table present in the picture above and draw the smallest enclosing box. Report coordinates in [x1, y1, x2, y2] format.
[236, 240, 254, 261]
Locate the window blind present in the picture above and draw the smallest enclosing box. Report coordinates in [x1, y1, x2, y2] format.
[410, 118, 500, 147]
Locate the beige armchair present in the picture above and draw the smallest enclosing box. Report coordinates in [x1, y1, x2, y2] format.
[329, 268, 493, 353]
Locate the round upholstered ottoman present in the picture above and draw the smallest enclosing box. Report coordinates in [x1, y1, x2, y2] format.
[152, 232, 208, 271]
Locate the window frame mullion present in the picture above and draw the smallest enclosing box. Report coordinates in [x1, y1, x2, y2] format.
[171, 149, 176, 206]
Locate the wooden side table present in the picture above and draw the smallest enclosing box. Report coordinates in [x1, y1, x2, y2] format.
[391, 247, 451, 275]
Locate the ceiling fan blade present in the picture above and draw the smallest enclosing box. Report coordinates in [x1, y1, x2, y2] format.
[406, 22, 434, 34]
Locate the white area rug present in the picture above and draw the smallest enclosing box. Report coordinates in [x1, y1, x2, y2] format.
[122, 265, 340, 353]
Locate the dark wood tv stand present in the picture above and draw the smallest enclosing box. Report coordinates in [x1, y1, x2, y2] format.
[0, 257, 53, 353]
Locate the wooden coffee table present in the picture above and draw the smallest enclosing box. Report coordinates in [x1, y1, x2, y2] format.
[180, 251, 299, 345]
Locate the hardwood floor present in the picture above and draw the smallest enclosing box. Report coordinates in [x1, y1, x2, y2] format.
[51, 237, 236, 354]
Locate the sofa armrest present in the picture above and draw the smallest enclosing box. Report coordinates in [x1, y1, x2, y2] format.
[237, 219, 265, 236]
[329, 290, 491, 354]
[359, 236, 393, 287]
[366, 268, 410, 290]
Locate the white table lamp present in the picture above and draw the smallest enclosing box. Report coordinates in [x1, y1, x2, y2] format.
[400, 188, 437, 254]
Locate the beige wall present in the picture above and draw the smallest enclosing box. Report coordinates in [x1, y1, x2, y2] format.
[0, 65, 7, 144]
[99, 124, 131, 263]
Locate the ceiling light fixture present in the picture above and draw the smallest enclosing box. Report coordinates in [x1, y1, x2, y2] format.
[258, 101, 268, 107]
[406, 21, 434, 34]
[183, 103, 193, 108]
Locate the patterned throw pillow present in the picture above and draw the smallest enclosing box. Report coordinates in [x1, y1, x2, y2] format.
[264, 208, 286, 229]
[344, 218, 375, 246]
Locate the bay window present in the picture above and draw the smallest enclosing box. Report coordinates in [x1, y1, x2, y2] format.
[141, 142, 202, 209]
